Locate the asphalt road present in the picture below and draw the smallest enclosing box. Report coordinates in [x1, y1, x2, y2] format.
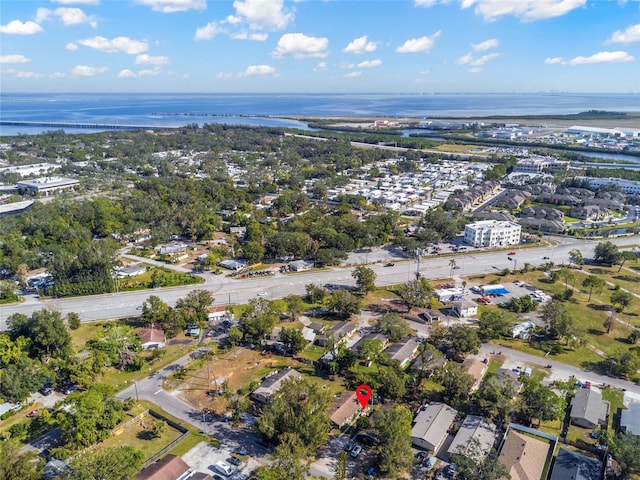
[0, 236, 637, 330]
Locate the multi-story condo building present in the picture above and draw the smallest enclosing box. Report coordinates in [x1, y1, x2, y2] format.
[464, 220, 522, 247]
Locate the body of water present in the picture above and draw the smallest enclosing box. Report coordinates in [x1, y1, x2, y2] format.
[1, 92, 639, 137]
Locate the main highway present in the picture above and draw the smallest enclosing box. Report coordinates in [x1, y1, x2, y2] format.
[0, 236, 637, 331]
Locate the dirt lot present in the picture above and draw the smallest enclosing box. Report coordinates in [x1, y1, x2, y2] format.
[176, 347, 302, 414]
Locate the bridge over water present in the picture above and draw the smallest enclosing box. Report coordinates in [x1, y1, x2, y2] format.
[0, 120, 167, 131]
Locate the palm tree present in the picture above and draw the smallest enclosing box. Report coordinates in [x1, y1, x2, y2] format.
[449, 259, 457, 279]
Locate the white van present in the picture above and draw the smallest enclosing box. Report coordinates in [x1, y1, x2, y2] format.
[213, 461, 235, 476]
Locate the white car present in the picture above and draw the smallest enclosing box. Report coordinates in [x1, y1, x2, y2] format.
[213, 461, 235, 476]
[350, 445, 362, 458]
[256, 292, 268, 297]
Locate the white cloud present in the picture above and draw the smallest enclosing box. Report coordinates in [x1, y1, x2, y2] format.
[36, 7, 97, 27]
[345, 71, 362, 78]
[606, 23, 640, 44]
[66, 42, 78, 51]
[313, 61, 327, 71]
[239, 64, 279, 77]
[136, 54, 170, 66]
[563, 50, 635, 65]
[419, 69, 431, 75]
[232, 0, 293, 30]
[414, 0, 448, 6]
[471, 38, 498, 51]
[0, 54, 31, 64]
[272, 33, 329, 59]
[194, 22, 223, 41]
[216, 72, 234, 79]
[78, 36, 148, 54]
[343, 35, 377, 55]
[118, 69, 137, 78]
[357, 59, 382, 68]
[49, 72, 66, 78]
[468, 67, 482, 73]
[462, 0, 586, 22]
[339, 61, 355, 69]
[138, 68, 160, 77]
[231, 32, 268, 41]
[544, 57, 563, 64]
[396, 31, 441, 53]
[4, 68, 44, 78]
[134, 0, 206, 13]
[53, 0, 100, 4]
[455, 51, 498, 65]
[0, 20, 43, 35]
[71, 64, 108, 76]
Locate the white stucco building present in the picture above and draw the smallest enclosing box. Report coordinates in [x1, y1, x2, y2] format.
[464, 220, 521, 247]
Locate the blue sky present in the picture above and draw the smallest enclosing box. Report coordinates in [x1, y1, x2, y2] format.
[1, 0, 639, 93]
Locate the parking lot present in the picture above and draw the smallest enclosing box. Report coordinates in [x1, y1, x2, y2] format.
[182, 440, 264, 479]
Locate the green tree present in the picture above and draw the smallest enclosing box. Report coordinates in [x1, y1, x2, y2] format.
[474, 374, 515, 422]
[371, 405, 414, 475]
[67, 312, 81, 330]
[605, 349, 640, 379]
[0, 357, 45, 402]
[66, 446, 144, 480]
[0, 280, 19, 303]
[358, 338, 386, 366]
[242, 241, 265, 264]
[376, 313, 412, 342]
[518, 378, 565, 426]
[326, 290, 361, 318]
[541, 300, 573, 342]
[175, 289, 214, 328]
[240, 298, 279, 347]
[509, 295, 538, 314]
[617, 250, 638, 272]
[611, 290, 633, 313]
[433, 363, 476, 410]
[280, 328, 307, 355]
[141, 295, 172, 325]
[449, 258, 457, 279]
[352, 265, 376, 293]
[283, 294, 304, 321]
[305, 283, 326, 303]
[611, 432, 640, 478]
[378, 365, 407, 400]
[593, 241, 621, 266]
[477, 310, 511, 341]
[257, 377, 332, 453]
[334, 451, 347, 480]
[582, 275, 605, 302]
[0, 441, 44, 480]
[151, 420, 167, 438]
[446, 325, 481, 359]
[228, 326, 243, 350]
[568, 248, 584, 265]
[397, 277, 433, 312]
[453, 445, 510, 480]
[8, 309, 72, 360]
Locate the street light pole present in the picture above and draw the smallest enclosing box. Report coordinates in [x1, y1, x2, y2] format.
[134, 380, 139, 401]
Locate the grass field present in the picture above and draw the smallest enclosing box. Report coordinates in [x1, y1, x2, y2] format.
[99, 412, 183, 460]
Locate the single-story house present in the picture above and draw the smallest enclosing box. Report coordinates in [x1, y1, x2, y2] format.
[218, 259, 248, 271]
[157, 243, 187, 256]
[419, 309, 441, 323]
[116, 264, 146, 278]
[620, 394, 640, 436]
[462, 358, 488, 391]
[549, 448, 602, 480]
[301, 326, 317, 344]
[411, 402, 458, 452]
[251, 367, 302, 404]
[494, 368, 523, 394]
[316, 321, 357, 347]
[140, 327, 166, 350]
[447, 415, 496, 460]
[329, 391, 362, 428]
[288, 260, 314, 272]
[307, 322, 325, 334]
[137, 454, 212, 480]
[498, 429, 550, 480]
[452, 300, 478, 318]
[352, 332, 390, 354]
[386, 337, 421, 368]
[570, 389, 609, 429]
[207, 306, 228, 322]
[435, 288, 464, 303]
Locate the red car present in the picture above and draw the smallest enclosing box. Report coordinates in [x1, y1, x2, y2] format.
[508, 251, 516, 255]
[26, 409, 39, 417]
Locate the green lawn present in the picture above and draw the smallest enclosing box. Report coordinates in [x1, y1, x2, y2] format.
[99, 412, 183, 460]
[601, 388, 625, 429]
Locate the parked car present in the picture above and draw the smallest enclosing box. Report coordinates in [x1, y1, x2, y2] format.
[63, 385, 78, 394]
[226, 457, 242, 467]
[213, 461, 235, 477]
[444, 464, 457, 478]
[424, 456, 437, 470]
[508, 251, 516, 255]
[26, 409, 39, 417]
[235, 447, 248, 456]
[344, 441, 355, 452]
[384, 262, 395, 267]
[350, 445, 362, 458]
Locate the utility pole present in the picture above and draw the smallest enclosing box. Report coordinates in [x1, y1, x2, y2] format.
[415, 248, 424, 279]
